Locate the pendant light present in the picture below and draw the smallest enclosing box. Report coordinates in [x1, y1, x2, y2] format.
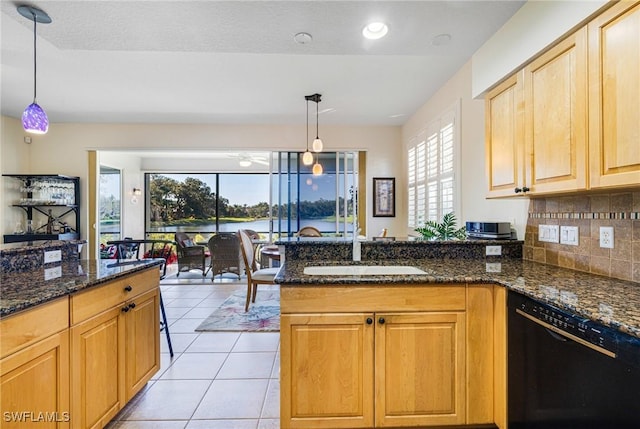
[302, 97, 313, 166]
[312, 94, 323, 152]
[18, 5, 52, 135]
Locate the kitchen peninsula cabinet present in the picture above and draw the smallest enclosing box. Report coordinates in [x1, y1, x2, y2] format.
[70, 268, 160, 429]
[588, 0, 640, 190]
[280, 284, 496, 429]
[0, 298, 70, 429]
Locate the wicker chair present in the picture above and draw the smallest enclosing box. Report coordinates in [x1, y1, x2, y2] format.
[238, 229, 279, 311]
[174, 232, 207, 276]
[297, 226, 322, 237]
[207, 232, 242, 281]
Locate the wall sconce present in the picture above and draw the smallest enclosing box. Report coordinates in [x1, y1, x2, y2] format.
[131, 188, 142, 204]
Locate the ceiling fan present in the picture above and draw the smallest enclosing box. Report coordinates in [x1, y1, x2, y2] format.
[226, 152, 270, 167]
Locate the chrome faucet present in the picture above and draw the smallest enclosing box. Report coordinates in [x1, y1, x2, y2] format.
[353, 227, 361, 262]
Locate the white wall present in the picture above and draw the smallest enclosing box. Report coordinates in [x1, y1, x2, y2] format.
[1, 119, 403, 244]
[98, 151, 145, 241]
[472, 0, 608, 97]
[403, 60, 529, 240]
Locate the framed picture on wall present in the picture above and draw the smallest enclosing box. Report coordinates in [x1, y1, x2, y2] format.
[373, 177, 395, 217]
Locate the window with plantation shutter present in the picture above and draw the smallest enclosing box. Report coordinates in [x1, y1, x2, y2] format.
[407, 102, 460, 230]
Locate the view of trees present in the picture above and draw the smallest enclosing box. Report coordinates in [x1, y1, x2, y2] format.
[148, 174, 344, 224]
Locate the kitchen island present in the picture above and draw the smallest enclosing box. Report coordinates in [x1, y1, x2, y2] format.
[275, 239, 640, 429]
[1, 259, 163, 429]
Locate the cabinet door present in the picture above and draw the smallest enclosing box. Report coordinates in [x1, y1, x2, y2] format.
[280, 313, 374, 429]
[70, 307, 124, 429]
[589, 1, 640, 189]
[124, 288, 160, 401]
[524, 27, 588, 194]
[485, 73, 525, 198]
[375, 312, 466, 427]
[0, 331, 70, 429]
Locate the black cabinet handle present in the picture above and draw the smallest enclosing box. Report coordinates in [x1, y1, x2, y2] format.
[515, 186, 531, 194]
[128, 302, 136, 310]
[378, 317, 386, 325]
[366, 317, 373, 325]
[522, 186, 530, 192]
[124, 285, 133, 292]
[121, 306, 130, 313]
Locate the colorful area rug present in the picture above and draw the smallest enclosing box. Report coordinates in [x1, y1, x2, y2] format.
[195, 290, 280, 332]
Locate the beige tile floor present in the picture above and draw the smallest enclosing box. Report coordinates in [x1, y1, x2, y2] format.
[106, 272, 280, 429]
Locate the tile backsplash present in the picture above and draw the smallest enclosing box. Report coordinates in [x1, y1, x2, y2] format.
[524, 191, 640, 282]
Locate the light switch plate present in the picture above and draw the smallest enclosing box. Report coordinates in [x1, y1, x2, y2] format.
[538, 224, 559, 243]
[44, 250, 62, 264]
[560, 226, 579, 246]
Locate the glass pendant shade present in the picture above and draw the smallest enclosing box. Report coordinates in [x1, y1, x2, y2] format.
[312, 162, 323, 176]
[312, 137, 323, 152]
[22, 102, 49, 134]
[302, 150, 314, 166]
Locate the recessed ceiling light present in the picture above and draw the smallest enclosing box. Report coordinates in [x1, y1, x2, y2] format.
[294, 32, 313, 45]
[431, 33, 452, 46]
[362, 22, 388, 40]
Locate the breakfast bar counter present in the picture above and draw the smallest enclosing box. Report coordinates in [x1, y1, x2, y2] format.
[276, 257, 640, 339]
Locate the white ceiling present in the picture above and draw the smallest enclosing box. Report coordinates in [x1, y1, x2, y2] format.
[1, 1, 524, 127]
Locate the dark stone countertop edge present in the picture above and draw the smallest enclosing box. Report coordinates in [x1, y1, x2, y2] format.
[0, 259, 163, 318]
[274, 259, 640, 339]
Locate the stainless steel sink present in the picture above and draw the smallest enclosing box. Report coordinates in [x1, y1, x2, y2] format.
[303, 265, 428, 276]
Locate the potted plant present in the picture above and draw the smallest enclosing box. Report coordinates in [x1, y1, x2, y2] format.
[415, 212, 466, 240]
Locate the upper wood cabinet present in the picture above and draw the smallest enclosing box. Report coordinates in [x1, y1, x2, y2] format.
[523, 27, 588, 194]
[486, 1, 640, 197]
[588, 0, 640, 189]
[485, 73, 525, 198]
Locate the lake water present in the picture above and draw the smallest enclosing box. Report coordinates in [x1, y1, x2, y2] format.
[102, 219, 353, 235]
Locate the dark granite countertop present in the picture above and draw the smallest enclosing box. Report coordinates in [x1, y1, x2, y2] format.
[0, 259, 163, 317]
[275, 258, 640, 339]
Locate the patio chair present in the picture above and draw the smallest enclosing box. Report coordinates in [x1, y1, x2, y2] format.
[174, 232, 207, 276]
[238, 229, 279, 311]
[207, 232, 242, 281]
[297, 226, 322, 237]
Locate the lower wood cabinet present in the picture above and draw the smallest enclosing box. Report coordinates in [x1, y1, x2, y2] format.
[70, 270, 160, 429]
[280, 284, 489, 429]
[0, 330, 70, 429]
[0, 298, 70, 429]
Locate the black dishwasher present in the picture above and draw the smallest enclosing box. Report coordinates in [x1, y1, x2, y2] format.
[508, 291, 640, 428]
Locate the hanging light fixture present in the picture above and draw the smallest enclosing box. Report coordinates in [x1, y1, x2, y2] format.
[312, 94, 323, 152]
[302, 97, 313, 166]
[18, 5, 52, 135]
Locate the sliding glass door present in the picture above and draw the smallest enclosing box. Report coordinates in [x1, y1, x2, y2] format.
[270, 151, 358, 238]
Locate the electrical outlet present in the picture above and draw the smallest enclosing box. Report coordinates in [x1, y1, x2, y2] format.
[538, 224, 559, 243]
[44, 265, 62, 280]
[44, 250, 62, 264]
[485, 262, 502, 273]
[599, 226, 614, 249]
[486, 245, 502, 256]
[560, 226, 579, 246]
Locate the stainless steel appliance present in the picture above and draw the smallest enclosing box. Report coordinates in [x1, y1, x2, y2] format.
[508, 291, 640, 428]
[465, 221, 512, 239]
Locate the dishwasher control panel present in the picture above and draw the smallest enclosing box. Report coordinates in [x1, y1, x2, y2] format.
[510, 292, 618, 354]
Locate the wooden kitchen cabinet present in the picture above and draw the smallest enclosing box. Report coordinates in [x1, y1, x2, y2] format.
[0, 298, 70, 429]
[485, 73, 526, 198]
[70, 268, 160, 429]
[523, 27, 588, 194]
[375, 312, 466, 427]
[280, 285, 479, 429]
[588, 0, 640, 189]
